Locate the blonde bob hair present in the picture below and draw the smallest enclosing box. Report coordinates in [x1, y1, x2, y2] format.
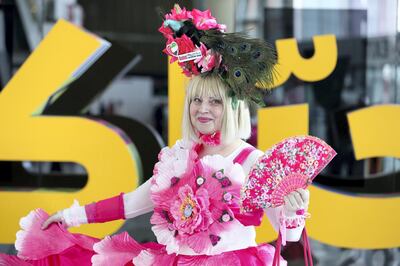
[182, 74, 251, 144]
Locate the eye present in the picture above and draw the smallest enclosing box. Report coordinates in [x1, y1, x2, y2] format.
[210, 98, 222, 105]
[192, 97, 202, 104]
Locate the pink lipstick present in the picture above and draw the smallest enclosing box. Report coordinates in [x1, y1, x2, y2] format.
[198, 117, 212, 123]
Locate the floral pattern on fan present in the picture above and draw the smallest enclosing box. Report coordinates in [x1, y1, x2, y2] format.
[240, 135, 336, 212]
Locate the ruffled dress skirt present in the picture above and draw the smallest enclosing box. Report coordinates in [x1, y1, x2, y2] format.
[0, 209, 286, 266]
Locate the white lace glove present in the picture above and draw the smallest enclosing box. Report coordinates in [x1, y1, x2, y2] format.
[41, 200, 87, 230]
[276, 188, 310, 245]
[283, 188, 310, 216]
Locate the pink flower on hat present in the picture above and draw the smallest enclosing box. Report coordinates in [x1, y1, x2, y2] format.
[166, 5, 193, 21]
[195, 43, 222, 73]
[180, 60, 200, 77]
[158, 24, 173, 38]
[191, 8, 226, 31]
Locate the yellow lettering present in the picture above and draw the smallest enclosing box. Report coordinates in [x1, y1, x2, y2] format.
[0, 20, 139, 243]
[273, 35, 337, 87]
[348, 105, 400, 159]
[168, 61, 188, 146]
[315, 105, 400, 248]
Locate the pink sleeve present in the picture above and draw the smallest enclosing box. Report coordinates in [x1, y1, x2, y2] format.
[84, 178, 154, 223]
[85, 193, 125, 223]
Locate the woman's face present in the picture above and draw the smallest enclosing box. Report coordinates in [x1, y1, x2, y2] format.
[190, 95, 224, 135]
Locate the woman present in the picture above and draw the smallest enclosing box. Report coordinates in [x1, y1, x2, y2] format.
[0, 5, 312, 265]
[0, 74, 309, 266]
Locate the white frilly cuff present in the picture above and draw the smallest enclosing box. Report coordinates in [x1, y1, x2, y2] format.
[279, 209, 310, 245]
[61, 200, 88, 227]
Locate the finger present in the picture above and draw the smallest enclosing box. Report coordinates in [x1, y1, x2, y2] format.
[288, 193, 300, 209]
[297, 189, 310, 205]
[41, 214, 59, 230]
[41, 218, 52, 230]
[284, 196, 295, 212]
[41, 216, 56, 230]
[293, 191, 304, 208]
[286, 193, 299, 210]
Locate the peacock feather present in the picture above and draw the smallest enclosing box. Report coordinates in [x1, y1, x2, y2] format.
[200, 29, 277, 106]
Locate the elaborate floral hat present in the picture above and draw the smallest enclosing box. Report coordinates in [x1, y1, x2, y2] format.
[159, 4, 277, 106]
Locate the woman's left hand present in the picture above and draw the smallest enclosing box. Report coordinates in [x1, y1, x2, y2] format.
[283, 188, 310, 213]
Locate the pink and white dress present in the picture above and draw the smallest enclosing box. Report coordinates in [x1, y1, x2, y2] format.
[0, 140, 305, 266]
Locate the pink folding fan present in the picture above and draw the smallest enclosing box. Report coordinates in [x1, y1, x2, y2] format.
[240, 135, 336, 212]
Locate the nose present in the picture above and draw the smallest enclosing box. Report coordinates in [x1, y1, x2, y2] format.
[198, 101, 211, 113]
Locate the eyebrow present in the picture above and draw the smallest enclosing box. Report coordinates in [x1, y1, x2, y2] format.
[192, 95, 221, 100]
[208, 96, 222, 100]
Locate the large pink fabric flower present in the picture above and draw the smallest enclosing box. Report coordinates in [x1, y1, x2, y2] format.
[150, 142, 248, 254]
[170, 185, 213, 235]
[191, 8, 226, 31]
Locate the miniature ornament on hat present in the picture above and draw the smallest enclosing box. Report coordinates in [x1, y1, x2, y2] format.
[159, 4, 278, 106]
[166, 41, 179, 57]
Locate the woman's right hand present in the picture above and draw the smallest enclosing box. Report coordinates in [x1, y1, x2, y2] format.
[41, 211, 65, 230]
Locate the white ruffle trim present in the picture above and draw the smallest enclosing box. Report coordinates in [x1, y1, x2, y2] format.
[132, 250, 155, 266]
[151, 224, 180, 255]
[151, 140, 248, 194]
[151, 140, 194, 193]
[15, 210, 38, 254]
[61, 200, 88, 227]
[279, 209, 309, 245]
[201, 154, 246, 183]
